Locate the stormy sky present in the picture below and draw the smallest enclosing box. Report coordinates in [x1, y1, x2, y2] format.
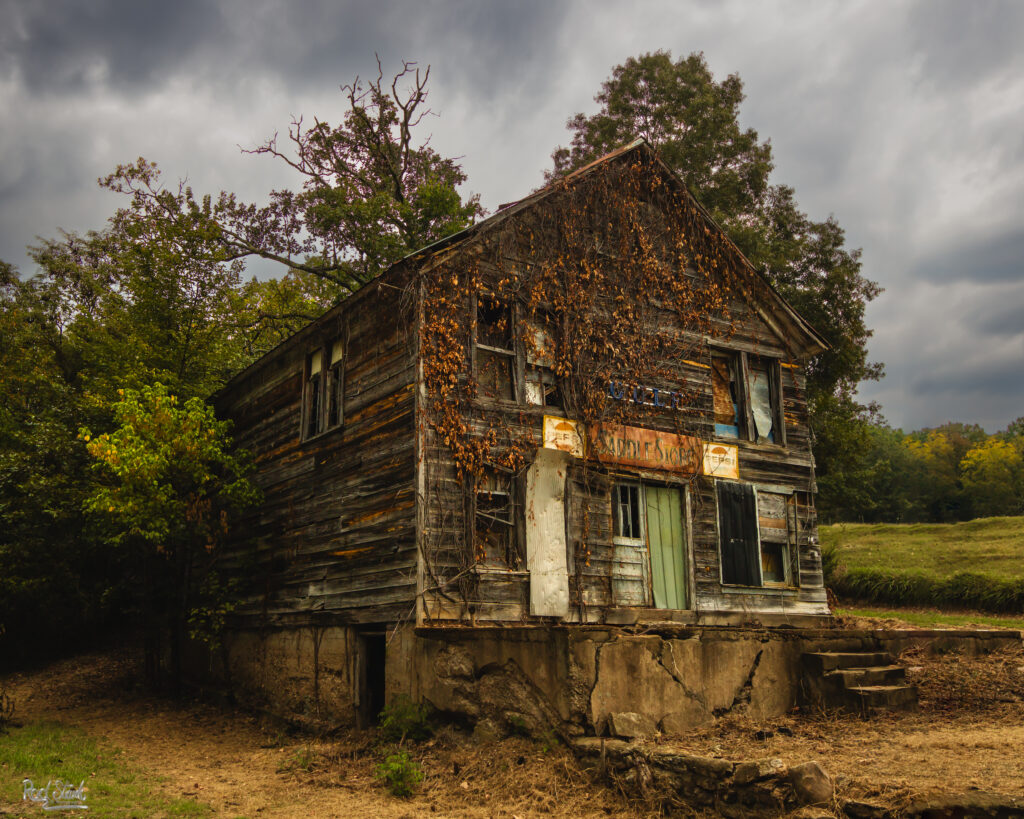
[2, 0, 1022, 432]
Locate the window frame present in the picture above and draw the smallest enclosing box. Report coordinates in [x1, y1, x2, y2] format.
[472, 294, 521, 404]
[611, 481, 646, 547]
[301, 332, 346, 441]
[715, 479, 797, 589]
[473, 466, 524, 570]
[710, 350, 785, 447]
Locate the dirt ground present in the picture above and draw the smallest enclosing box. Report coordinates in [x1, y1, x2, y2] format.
[2, 637, 1024, 817]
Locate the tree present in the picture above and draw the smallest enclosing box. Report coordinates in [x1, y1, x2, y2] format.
[959, 438, 1023, 519]
[81, 383, 258, 688]
[104, 58, 484, 298]
[550, 51, 883, 517]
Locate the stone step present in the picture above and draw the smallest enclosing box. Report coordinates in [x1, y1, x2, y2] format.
[802, 651, 894, 673]
[828, 665, 907, 687]
[847, 684, 919, 712]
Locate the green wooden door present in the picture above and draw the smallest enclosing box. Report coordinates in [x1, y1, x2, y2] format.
[646, 486, 689, 609]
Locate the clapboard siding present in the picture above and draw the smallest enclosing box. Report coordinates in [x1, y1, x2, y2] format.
[216, 271, 419, 628]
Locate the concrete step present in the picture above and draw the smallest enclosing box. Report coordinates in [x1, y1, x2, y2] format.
[847, 684, 919, 712]
[828, 665, 907, 688]
[802, 651, 895, 673]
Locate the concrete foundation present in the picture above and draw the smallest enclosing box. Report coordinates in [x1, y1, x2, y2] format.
[191, 624, 1022, 735]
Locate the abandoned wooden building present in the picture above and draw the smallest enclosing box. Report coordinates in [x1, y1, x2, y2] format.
[206, 139, 837, 732]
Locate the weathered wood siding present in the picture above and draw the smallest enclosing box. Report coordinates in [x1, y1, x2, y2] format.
[419, 179, 827, 624]
[217, 272, 419, 627]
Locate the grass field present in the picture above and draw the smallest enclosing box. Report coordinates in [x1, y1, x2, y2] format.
[820, 516, 1024, 580]
[0, 721, 212, 817]
[820, 516, 1024, 614]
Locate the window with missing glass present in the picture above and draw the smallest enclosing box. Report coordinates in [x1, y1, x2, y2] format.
[475, 295, 515, 402]
[711, 352, 784, 445]
[302, 336, 345, 440]
[612, 483, 644, 543]
[474, 469, 521, 568]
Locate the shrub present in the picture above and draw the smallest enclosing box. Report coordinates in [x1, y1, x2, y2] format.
[374, 750, 424, 797]
[0, 688, 14, 734]
[832, 568, 1024, 614]
[820, 541, 841, 585]
[378, 695, 432, 743]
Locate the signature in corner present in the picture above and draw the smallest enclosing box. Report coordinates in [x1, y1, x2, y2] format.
[22, 778, 89, 812]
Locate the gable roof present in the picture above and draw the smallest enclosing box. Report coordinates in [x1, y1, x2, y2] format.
[216, 138, 827, 399]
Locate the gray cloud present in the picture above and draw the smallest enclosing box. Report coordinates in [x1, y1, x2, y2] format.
[915, 228, 1024, 285]
[2, 0, 1023, 432]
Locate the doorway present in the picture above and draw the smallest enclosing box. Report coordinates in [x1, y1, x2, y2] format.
[357, 630, 387, 727]
[612, 482, 690, 610]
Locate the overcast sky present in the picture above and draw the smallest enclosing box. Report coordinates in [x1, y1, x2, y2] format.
[2, 0, 1022, 432]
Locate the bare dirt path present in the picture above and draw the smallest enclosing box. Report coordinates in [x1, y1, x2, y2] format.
[2, 648, 636, 818]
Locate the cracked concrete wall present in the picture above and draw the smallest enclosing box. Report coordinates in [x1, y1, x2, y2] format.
[586, 633, 800, 734]
[404, 628, 803, 738]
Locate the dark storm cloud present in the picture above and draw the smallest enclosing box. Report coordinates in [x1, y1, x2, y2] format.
[965, 287, 1024, 338]
[0, 0, 568, 98]
[1, 0, 228, 93]
[914, 228, 1024, 285]
[914, 351, 1024, 399]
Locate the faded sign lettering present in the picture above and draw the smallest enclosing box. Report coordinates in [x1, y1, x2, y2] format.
[543, 416, 584, 457]
[702, 442, 740, 479]
[588, 422, 701, 473]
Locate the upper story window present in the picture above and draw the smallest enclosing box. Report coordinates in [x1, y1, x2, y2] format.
[711, 352, 784, 445]
[524, 319, 562, 409]
[475, 296, 515, 402]
[475, 468, 522, 569]
[302, 337, 345, 440]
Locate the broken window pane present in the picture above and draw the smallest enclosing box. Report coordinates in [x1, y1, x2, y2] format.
[712, 357, 740, 438]
[477, 295, 513, 351]
[525, 366, 562, 408]
[306, 350, 323, 436]
[612, 483, 643, 541]
[476, 471, 518, 568]
[478, 348, 514, 401]
[748, 359, 775, 443]
[760, 541, 786, 583]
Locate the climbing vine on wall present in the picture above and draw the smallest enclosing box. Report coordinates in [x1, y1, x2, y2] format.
[417, 152, 781, 609]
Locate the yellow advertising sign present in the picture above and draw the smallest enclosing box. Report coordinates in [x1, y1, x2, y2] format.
[543, 416, 584, 457]
[702, 442, 740, 479]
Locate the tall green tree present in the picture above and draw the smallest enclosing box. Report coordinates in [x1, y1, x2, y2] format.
[105, 59, 484, 297]
[81, 384, 258, 688]
[550, 51, 883, 517]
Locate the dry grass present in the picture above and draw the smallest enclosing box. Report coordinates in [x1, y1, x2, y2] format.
[3, 642, 1024, 817]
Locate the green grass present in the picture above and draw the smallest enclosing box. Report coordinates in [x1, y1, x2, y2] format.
[836, 606, 1024, 630]
[820, 516, 1024, 581]
[0, 721, 211, 818]
[821, 516, 1024, 614]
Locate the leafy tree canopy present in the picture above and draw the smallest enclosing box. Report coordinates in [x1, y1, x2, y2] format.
[104, 58, 484, 298]
[550, 51, 883, 517]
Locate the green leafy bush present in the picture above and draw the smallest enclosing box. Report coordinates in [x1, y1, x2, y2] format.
[378, 695, 432, 743]
[374, 750, 424, 797]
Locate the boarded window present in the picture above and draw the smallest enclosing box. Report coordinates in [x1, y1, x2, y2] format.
[717, 481, 760, 586]
[478, 348, 514, 401]
[712, 357, 741, 438]
[525, 366, 562, 408]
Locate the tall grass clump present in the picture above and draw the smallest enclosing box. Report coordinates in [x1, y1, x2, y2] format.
[832, 569, 1024, 614]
